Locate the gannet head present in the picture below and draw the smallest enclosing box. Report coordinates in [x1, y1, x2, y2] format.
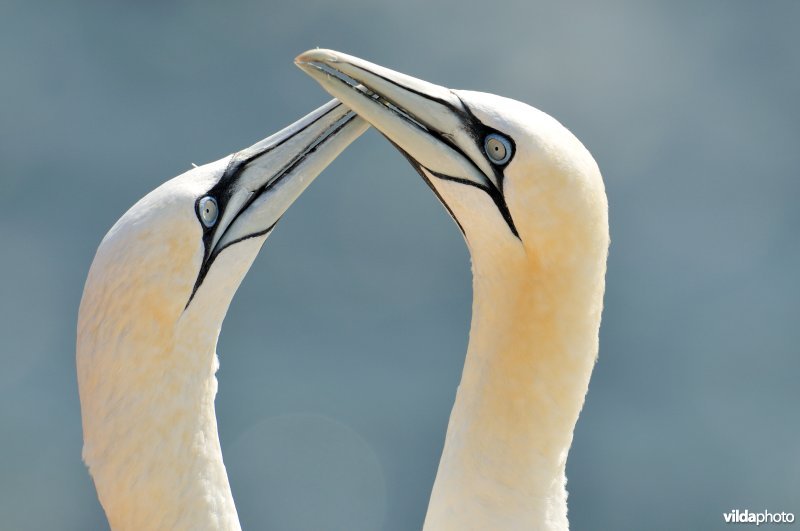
[296, 51, 608, 270]
[79, 101, 366, 341]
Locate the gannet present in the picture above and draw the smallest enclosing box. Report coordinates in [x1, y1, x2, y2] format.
[76, 100, 367, 530]
[297, 50, 609, 530]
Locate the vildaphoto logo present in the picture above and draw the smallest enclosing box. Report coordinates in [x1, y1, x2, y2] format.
[724, 509, 795, 525]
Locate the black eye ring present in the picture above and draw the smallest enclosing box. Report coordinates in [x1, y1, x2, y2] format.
[484, 133, 513, 165]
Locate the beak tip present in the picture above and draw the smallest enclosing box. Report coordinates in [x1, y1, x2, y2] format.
[295, 48, 339, 66]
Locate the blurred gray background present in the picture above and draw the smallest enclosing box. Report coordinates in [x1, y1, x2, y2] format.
[1, 0, 798, 529]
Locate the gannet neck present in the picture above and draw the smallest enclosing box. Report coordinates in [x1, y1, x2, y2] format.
[424, 235, 607, 531]
[76, 230, 257, 531]
[77, 312, 242, 531]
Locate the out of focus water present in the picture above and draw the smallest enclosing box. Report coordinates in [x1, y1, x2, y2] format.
[1, 1, 798, 529]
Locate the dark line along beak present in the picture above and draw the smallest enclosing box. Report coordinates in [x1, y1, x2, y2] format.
[187, 100, 368, 307]
[294, 49, 518, 238]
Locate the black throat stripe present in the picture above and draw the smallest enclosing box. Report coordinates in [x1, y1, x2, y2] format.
[344, 67, 519, 238]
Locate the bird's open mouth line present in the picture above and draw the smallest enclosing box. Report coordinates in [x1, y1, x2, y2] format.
[211, 114, 356, 254]
[184, 106, 359, 311]
[301, 62, 472, 232]
[298, 61, 492, 192]
[236, 109, 358, 220]
[299, 60, 520, 240]
[300, 61, 432, 135]
[209, 109, 357, 259]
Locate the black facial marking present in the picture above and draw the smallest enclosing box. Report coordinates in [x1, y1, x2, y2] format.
[347, 71, 520, 237]
[311, 61, 521, 237]
[426, 167, 519, 239]
[385, 136, 466, 237]
[453, 93, 517, 194]
[185, 103, 349, 309]
[186, 146, 284, 309]
[367, 68, 465, 116]
[388, 91, 519, 239]
[185, 220, 278, 310]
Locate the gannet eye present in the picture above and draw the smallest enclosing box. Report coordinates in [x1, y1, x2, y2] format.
[484, 133, 512, 165]
[197, 196, 219, 228]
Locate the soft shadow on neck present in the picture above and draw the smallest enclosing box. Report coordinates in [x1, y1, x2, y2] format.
[424, 239, 607, 530]
[78, 286, 242, 530]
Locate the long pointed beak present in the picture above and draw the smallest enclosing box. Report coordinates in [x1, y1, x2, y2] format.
[294, 50, 498, 192]
[295, 49, 521, 239]
[188, 99, 367, 305]
[209, 99, 367, 253]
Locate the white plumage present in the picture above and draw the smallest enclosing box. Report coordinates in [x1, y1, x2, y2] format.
[77, 100, 366, 530]
[77, 47, 609, 531]
[298, 49, 609, 530]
